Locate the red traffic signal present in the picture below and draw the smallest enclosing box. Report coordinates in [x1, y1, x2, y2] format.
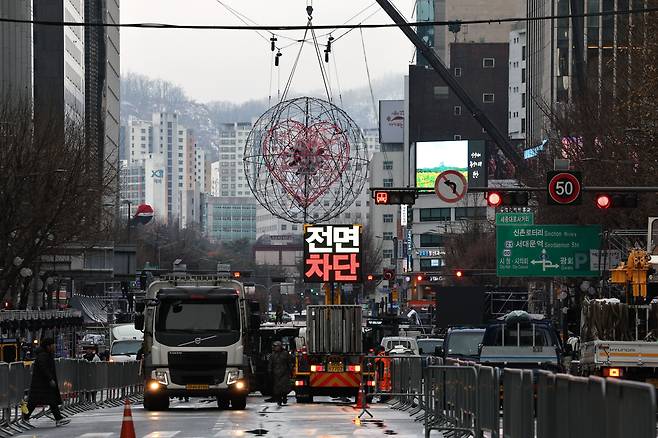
[595, 193, 638, 209]
[455, 270, 463, 278]
[595, 194, 611, 209]
[416, 274, 424, 282]
[486, 192, 502, 208]
[232, 271, 241, 278]
[366, 274, 375, 281]
[373, 189, 416, 205]
[374, 190, 389, 205]
[486, 191, 529, 207]
[383, 268, 396, 281]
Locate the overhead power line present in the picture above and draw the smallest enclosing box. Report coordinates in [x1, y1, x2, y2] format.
[1, 7, 657, 31]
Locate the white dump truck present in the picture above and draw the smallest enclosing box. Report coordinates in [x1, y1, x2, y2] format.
[135, 274, 257, 411]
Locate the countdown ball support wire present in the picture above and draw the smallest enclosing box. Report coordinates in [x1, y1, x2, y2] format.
[243, 97, 369, 224]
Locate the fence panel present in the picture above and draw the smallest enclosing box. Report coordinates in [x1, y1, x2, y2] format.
[502, 369, 533, 438]
[606, 378, 656, 438]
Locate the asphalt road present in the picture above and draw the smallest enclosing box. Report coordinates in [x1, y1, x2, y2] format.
[15, 396, 427, 437]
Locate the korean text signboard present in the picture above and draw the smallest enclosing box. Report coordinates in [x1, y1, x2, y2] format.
[304, 224, 362, 283]
[467, 140, 487, 188]
[496, 225, 601, 277]
[495, 212, 534, 226]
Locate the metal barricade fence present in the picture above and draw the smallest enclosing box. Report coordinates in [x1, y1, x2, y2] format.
[391, 359, 658, 438]
[502, 369, 534, 438]
[0, 359, 143, 433]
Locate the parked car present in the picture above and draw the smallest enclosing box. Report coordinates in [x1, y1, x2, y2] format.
[381, 336, 420, 356]
[440, 327, 486, 363]
[479, 311, 563, 371]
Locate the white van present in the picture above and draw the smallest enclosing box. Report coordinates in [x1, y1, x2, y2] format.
[380, 336, 419, 355]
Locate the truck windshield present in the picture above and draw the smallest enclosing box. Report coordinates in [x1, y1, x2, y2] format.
[448, 331, 484, 356]
[111, 340, 142, 356]
[156, 299, 239, 333]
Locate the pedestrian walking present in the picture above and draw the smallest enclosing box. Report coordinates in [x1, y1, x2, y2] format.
[267, 341, 292, 406]
[22, 338, 70, 427]
[275, 304, 284, 325]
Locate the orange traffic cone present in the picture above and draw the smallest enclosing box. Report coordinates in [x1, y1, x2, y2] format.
[120, 399, 136, 438]
[354, 387, 369, 409]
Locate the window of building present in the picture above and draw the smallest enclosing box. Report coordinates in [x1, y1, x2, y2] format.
[521, 119, 526, 133]
[433, 86, 449, 99]
[521, 93, 526, 108]
[383, 232, 393, 240]
[454, 135, 462, 141]
[345, 212, 351, 219]
[281, 224, 287, 231]
[292, 224, 298, 231]
[522, 45, 526, 61]
[355, 201, 361, 207]
[455, 207, 487, 220]
[383, 214, 394, 223]
[383, 160, 393, 170]
[420, 233, 444, 247]
[483, 93, 495, 103]
[483, 58, 495, 68]
[383, 178, 394, 188]
[420, 208, 451, 222]
[454, 106, 462, 116]
[383, 249, 394, 259]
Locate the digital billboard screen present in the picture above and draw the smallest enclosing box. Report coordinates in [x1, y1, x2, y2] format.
[415, 140, 468, 188]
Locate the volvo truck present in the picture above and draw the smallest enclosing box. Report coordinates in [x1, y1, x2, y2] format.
[135, 275, 256, 411]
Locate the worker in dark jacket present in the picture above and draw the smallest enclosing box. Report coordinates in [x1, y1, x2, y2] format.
[268, 341, 292, 406]
[22, 338, 70, 426]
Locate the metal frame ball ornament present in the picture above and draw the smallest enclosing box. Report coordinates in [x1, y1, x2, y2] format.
[243, 97, 369, 224]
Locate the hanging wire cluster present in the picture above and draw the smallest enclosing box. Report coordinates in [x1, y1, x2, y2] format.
[243, 97, 369, 224]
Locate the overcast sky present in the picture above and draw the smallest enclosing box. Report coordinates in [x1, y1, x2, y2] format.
[120, 0, 414, 103]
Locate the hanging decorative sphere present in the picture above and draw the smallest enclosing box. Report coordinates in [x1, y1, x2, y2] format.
[243, 97, 369, 224]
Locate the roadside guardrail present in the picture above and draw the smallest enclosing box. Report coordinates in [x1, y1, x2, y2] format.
[383, 357, 656, 438]
[0, 359, 141, 436]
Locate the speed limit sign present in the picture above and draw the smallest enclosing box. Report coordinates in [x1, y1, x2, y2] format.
[547, 171, 582, 205]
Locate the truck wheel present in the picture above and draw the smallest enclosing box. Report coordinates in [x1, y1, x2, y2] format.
[231, 396, 247, 410]
[144, 392, 169, 411]
[217, 397, 230, 409]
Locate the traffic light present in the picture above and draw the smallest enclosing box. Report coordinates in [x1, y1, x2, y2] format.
[374, 189, 416, 205]
[486, 191, 529, 208]
[416, 274, 424, 282]
[454, 270, 464, 278]
[232, 271, 241, 278]
[366, 274, 375, 281]
[595, 193, 638, 209]
[383, 268, 396, 281]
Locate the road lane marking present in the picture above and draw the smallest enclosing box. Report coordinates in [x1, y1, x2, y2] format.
[143, 432, 180, 438]
[78, 434, 114, 438]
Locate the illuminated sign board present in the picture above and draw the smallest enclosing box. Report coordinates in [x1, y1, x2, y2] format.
[303, 224, 362, 283]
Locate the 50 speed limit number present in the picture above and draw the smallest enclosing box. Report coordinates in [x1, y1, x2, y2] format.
[547, 171, 582, 205]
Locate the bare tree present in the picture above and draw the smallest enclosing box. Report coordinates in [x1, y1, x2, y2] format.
[519, 12, 658, 228]
[0, 98, 115, 307]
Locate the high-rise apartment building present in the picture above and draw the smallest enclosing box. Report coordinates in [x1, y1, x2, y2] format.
[120, 112, 205, 227]
[524, 0, 645, 148]
[0, 1, 32, 102]
[33, 1, 85, 126]
[85, 0, 120, 196]
[508, 25, 527, 144]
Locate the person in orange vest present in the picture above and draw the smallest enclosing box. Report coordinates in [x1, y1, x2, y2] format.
[374, 346, 391, 395]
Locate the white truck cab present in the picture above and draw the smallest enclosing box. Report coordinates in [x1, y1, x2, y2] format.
[135, 275, 254, 411]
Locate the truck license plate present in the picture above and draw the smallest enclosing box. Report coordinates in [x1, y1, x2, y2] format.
[328, 363, 343, 372]
[186, 384, 209, 390]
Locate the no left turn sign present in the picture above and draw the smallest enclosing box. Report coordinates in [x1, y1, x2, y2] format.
[434, 170, 468, 203]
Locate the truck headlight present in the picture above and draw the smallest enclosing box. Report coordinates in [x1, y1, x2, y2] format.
[154, 370, 169, 385]
[226, 370, 240, 385]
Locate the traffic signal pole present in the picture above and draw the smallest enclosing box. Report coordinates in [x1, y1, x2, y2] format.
[374, 0, 523, 167]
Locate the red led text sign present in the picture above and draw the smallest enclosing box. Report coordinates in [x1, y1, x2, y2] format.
[303, 224, 362, 283]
